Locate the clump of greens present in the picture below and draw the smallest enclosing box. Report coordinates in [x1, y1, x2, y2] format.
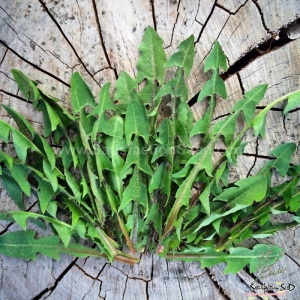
[0, 26, 300, 274]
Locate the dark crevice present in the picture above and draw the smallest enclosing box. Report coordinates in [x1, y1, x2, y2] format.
[213, 148, 275, 160]
[38, 0, 100, 85]
[215, 3, 232, 15]
[91, 0, 118, 80]
[212, 112, 230, 121]
[176, 275, 184, 300]
[109, 263, 151, 282]
[284, 251, 300, 268]
[145, 281, 149, 300]
[283, 114, 287, 133]
[221, 20, 297, 81]
[187, 92, 199, 106]
[188, 19, 299, 108]
[31, 258, 78, 300]
[256, 106, 283, 112]
[0, 48, 8, 65]
[92, 67, 115, 77]
[164, 0, 181, 49]
[216, 0, 249, 15]
[146, 257, 154, 300]
[205, 268, 231, 300]
[246, 137, 259, 177]
[121, 277, 128, 300]
[75, 263, 102, 281]
[0, 41, 70, 87]
[195, 0, 218, 44]
[194, 0, 202, 26]
[236, 72, 245, 94]
[193, 4, 231, 72]
[221, 18, 300, 80]
[0, 89, 34, 103]
[150, 0, 157, 31]
[251, 0, 270, 33]
[0, 70, 14, 82]
[0, 200, 38, 236]
[96, 262, 108, 279]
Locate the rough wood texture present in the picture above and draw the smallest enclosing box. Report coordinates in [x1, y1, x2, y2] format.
[1, 0, 300, 299]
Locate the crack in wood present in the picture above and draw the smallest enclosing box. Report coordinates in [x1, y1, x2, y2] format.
[0, 6, 15, 23]
[96, 263, 108, 279]
[215, 3, 232, 15]
[246, 137, 259, 177]
[176, 274, 184, 300]
[145, 281, 149, 300]
[165, 260, 183, 300]
[0, 48, 8, 65]
[74, 0, 83, 38]
[38, 0, 100, 85]
[150, 0, 157, 31]
[252, 0, 271, 33]
[164, 0, 181, 49]
[0, 199, 38, 236]
[216, 0, 249, 15]
[74, 264, 102, 300]
[0, 89, 33, 103]
[195, 0, 218, 43]
[23, 33, 77, 70]
[121, 276, 128, 300]
[0, 70, 14, 82]
[237, 72, 245, 94]
[191, 10, 231, 83]
[0, 8, 20, 46]
[194, 0, 202, 26]
[109, 263, 152, 282]
[82, 280, 98, 300]
[0, 41, 70, 87]
[120, 34, 136, 78]
[224, 22, 298, 80]
[91, 0, 118, 80]
[282, 114, 287, 133]
[205, 267, 231, 299]
[92, 67, 115, 78]
[188, 20, 299, 108]
[284, 252, 300, 268]
[213, 148, 275, 160]
[212, 112, 230, 121]
[0, 258, 4, 292]
[227, 19, 245, 43]
[0, 17, 26, 46]
[75, 263, 102, 281]
[182, 261, 207, 280]
[31, 257, 79, 300]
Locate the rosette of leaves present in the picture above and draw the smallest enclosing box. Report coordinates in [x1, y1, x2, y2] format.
[0, 26, 300, 274]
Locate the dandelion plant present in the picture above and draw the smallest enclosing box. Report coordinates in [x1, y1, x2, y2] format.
[0, 26, 300, 274]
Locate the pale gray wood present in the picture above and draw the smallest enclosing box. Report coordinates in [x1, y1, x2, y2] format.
[257, 0, 300, 32]
[0, 0, 300, 299]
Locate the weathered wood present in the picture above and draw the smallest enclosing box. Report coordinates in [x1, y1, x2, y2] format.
[1, 0, 300, 299]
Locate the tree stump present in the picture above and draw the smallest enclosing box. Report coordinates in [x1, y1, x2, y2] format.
[1, 1, 300, 299]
